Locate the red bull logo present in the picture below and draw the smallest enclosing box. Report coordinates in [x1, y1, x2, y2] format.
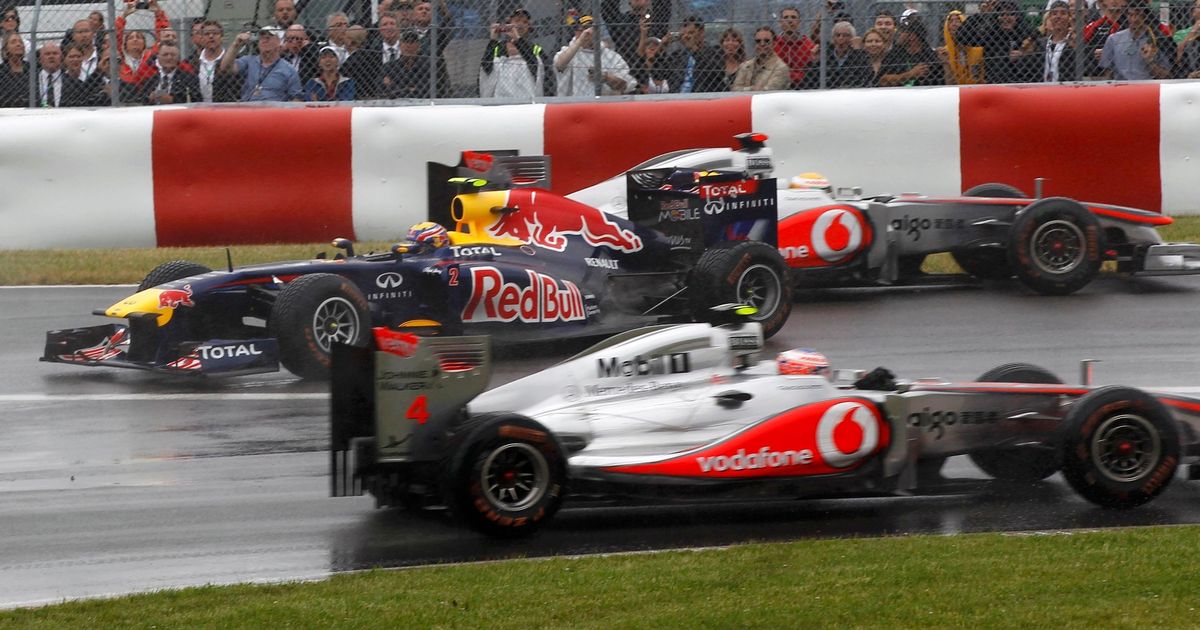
[157, 284, 195, 309]
[487, 189, 643, 253]
[462, 266, 586, 323]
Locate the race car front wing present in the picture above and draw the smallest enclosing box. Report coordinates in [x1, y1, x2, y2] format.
[41, 323, 280, 376]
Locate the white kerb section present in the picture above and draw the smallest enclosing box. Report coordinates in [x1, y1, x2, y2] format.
[1159, 83, 1200, 216]
[0, 108, 156, 250]
[350, 104, 546, 241]
[750, 88, 962, 198]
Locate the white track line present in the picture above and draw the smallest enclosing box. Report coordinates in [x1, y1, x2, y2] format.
[0, 284, 136, 289]
[2, 388, 1197, 403]
[0, 393, 328, 402]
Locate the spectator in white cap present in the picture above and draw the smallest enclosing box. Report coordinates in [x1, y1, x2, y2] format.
[219, 26, 303, 101]
[305, 44, 355, 101]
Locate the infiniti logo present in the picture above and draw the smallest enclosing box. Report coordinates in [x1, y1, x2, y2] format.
[375, 272, 404, 289]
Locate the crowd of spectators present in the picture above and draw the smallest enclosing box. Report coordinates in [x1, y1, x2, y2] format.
[2, 0, 1200, 106]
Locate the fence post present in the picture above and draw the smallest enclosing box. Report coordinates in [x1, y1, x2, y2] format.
[106, 0, 119, 106]
[28, 0, 43, 107]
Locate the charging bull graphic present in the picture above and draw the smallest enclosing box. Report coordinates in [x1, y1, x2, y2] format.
[488, 189, 643, 253]
[157, 284, 195, 309]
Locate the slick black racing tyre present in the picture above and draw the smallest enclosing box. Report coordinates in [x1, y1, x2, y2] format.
[1008, 197, 1103, 296]
[270, 273, 370, 380]
[968, 363, 1063, 482]
[962, 183, 1027, 199]
[952, 184, 1027, 280]
[1060, 386, 1179, 509]
[689, 241, 792, 339]
[445, 414, 566, 537]
[137, 260, 213, 291]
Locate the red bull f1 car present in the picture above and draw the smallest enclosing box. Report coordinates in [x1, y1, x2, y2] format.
[329, 321, 1200, 537]
[41, 152, 793, 379]
[570, 134, 1200, 295]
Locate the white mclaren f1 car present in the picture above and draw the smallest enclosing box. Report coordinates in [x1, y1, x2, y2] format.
[329, 316, 1200, 536]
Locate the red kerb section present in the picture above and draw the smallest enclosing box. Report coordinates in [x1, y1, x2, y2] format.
[544, 97, 753, 194]
[151, 108, 354, 246]
[959, 84, 1161, 212]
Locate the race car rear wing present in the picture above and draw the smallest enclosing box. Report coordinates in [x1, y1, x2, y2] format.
[427, 151, 552, 229]
[330, 329, 492, 497]
[626, 170, 780, 255]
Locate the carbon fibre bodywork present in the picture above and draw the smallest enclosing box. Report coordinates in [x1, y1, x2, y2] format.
[330, 322, 1200, 535]
[42, 154, 790, 378]
[568, 139, 1200, 292]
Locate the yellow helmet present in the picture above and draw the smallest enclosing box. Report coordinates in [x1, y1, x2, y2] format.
[789, 172, 832, 194]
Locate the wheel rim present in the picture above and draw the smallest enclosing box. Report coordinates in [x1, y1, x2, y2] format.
[481, 442, 549, 511]
[737, 263, 782, 322]
[310, 296, 361, 352]
[1030, 219, 1085, 275]
[1091, 413, 1162, 483]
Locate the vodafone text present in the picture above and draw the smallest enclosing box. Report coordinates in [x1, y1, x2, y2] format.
[696, 447, 815, 473]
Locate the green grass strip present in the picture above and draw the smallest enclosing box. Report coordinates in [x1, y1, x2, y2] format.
[3, 217, 1199, 286]
[5, 527, 1200, 628]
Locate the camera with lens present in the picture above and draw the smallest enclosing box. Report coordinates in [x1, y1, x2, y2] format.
[243, 22, 261, 34]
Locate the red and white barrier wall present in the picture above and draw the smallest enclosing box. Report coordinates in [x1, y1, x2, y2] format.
[3, 82, 1198, 251]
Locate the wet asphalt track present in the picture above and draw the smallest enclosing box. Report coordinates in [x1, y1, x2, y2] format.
[4, 275, 1200, 608]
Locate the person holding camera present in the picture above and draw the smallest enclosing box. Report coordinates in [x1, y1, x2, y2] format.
[219, 26, 302, 102]
[602, 0, 670, 71]
[114, 0, 172, 95]
[552, 15, 635, 96]
[480, 10, 545, 99]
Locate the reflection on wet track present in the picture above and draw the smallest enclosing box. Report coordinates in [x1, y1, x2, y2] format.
[4, 276, 1200, 608]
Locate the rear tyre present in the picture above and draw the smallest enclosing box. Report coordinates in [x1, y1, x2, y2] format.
[968, 363, 1062, 482]
[270, 273, 370, 380]
[952, 184, 1027, 280]
[1008, 198, 1103, 295]
[1060, 386, 1179, 509]
[962, 183, 1027, 199]
[137, 260, 212, 291]
[689, 241, 792, 339]
[445, 414, 566, 537]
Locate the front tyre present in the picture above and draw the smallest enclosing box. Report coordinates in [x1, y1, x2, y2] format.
[137, 260, 213, 291]
[689, 241, 792, 339]
[968, 363, 1062, 481]
[1008, 198, 1103, 295]
[270, 273, 370, 380]
[446, 414, 566, 537]
[1060, 387, 1179, 509]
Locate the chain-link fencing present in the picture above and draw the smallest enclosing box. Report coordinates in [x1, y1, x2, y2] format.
[0, 0, 1196, 107]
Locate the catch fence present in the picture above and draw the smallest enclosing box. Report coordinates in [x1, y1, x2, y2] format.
[0, 0, 1194, 107]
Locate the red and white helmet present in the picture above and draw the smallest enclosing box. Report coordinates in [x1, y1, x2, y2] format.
[777, 348, 830, 376]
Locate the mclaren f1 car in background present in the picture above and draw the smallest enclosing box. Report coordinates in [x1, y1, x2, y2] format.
[330, 319, 1200, 537]
[571, 133, 1200, 296]
[42, 151, 792, 379]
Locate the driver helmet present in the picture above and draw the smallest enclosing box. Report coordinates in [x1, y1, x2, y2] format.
[789, 172, 832, 195]
[777, 348, 830, 377]
[406, 221, 449, 248]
